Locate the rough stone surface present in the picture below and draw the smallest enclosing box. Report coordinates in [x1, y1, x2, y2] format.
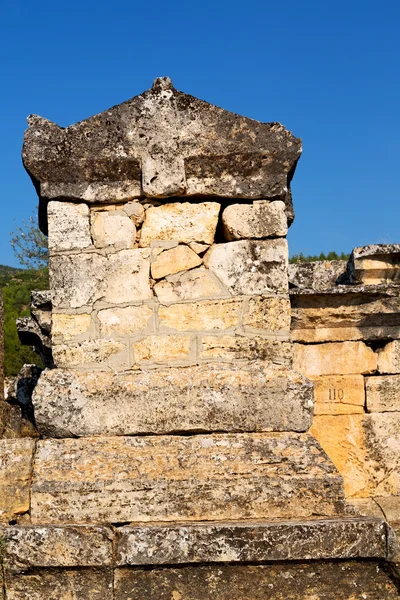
[132, 334, 193, 364]
[154, 267, 229, 302]
[311, 374, 365, 415]
[311, 413, 400, 498]
[289, 260, 347, 290]
[378, 340, 400, 374]
[32, 364, 313, 437]
[158, 298, 242, 331]
[50, 248, 152, 309]
[4, 525, 113, 573]
[366, 375, 400, 412]
[5, 568, 113, 600]
[293, 341, 377, 376]
[348, 244, 400, 284]
[0, 438, 36, 522]
[291, 286, 400, 342]
[140, 202, 220, 247]
[199, 335, 292, 365]
[204, 239, 288, 295]
[30, 433, 344, 524]
[47, 201, 91, 252]
[151, 245, 202, 279]
[90, 209, 136, 249]
[52, 313, 91, 342]
[98, 305, 154, 336]
[30, 290, 52, 334]
[114, 561, 400, 599]
[52, 339, 127, 369]
[243, 296, 291, 333]
[222, 200, 287, 240]
[22, 78, 301, 233]
[0, 402, 38, 438]
[116, 518, 387, 566]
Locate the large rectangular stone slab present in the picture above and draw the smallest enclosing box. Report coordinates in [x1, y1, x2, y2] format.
[32, 364, 313, 437]
[30, 433, 345, 524]
[348, 244, 400, 284]
[293, 341, 377, 376]
[291, 286, 400, 342]
[0, 439, 36, 523]
[114, 561, 400, 600]
[116, 517, 387, 566]
[311, 374, 365, 415]
[366, 375, 400, 412]
[47, 201, 92, 253]
[5, 568, 113, 600]
[4, 525, 113, 573]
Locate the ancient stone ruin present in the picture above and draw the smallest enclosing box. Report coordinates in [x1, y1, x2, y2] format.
[0, 77, 399, 598]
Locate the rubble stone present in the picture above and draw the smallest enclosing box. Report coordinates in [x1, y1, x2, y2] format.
[31, 363, 313, 437]
[154, 267, 229, 302]
[242, 296, 291, 333]
[151, 245, 202, 279]
[52, 313, 91, 342]
[366, 375, 400, 412]
[98, 305, 154, 336]
[293, 341, 377, 376]
[222, 200, 287, 240]
[204, 239, 288, 295]
[52, 339, 128, 369]
[47, 201, 91, 252]
[140, 202, 220, 247]
[30, 433, 343, 524]
[132, 334, 193, 364]
[199, 335, 292, 365]
[377, 340, 400, 374]
[158, 298, 242, 331]
[289, 260, 347, 290]
[348, 244, 400, 284]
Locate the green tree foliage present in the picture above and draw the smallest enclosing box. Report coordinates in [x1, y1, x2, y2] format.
[1, 267, 49, 376]
[10, 211, 48, 269]
[290, 251, 350, 263]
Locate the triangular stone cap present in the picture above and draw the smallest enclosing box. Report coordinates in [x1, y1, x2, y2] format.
[22, 77, 301, 231]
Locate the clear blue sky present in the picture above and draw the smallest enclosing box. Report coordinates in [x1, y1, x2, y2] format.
[1, 0, 399, 266]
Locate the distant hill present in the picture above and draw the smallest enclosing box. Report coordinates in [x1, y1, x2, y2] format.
[0, 266, 49, 376]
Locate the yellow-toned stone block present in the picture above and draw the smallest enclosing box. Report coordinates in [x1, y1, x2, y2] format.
[98, 305, 154, 337]
[53, 339, 128, 369]
[243, 296, 291, 333]
[133, 335, 193, 364]
[0, 439, 36, 523]
[159, 299, 242, 332]
[199, 335, 292, 366]
[377, 340, 400, 374]
[311, 375, 365, 415]
[151, 245, 202, 279]
[52, 313, 91, 342]
[293, 341, 377, 376]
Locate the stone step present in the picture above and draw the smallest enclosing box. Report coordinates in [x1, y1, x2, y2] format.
[32, 363, 313, 438]
[30, 433, 345, 525]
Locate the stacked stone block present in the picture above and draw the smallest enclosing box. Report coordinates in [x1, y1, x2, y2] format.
[0, 79, 398, 597]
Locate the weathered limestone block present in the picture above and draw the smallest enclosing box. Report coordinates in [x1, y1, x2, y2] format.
[222, 200, 287, 240]
[30, 290, 52, 334]
[151, 245, 202, 279]
[289, 260, 347, 290]
[293, 341, 377, 376]
[0, 402, 38, 438]
[0, 439, 36, 522]
[32, 363, 313, 437]
[52, 339, 128, 369]
[116, 518, 388, 566]
[140, 202, 220, 247]
[123, 200, 145, 225]
[22, 78, 301, 234]
[114, 561, 400, 600]
[204, 239, 288, 295]
[242, 296, 291, 334]
[52, 313, 91, 342]
[90, 209, 136, 249]
[378, 340, 400, 374]
[291, 285, 400, 343]
[311, 375, 365, 415]
[16, 316, 53, 368]
[199, 335, 292, 365]
[51, 248, 152, 309]
[132, 334, 194, 364]
[98, 305, 154, 336]
[154, 267, 229, 302]
[374, 496, 400, 524]
[311, 413, 400, 497]
[47, 201, 91, 252]
[366, 375, 400, 412]
[30, 433, 344, 524]
[348, 244, 400, 284]
[5, 568, 114, 600]
[158, 298, 242, 331]
[4, 525, 113, 573]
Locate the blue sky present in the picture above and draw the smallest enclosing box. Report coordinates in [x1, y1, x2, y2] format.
[1, 0, 399, 266]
